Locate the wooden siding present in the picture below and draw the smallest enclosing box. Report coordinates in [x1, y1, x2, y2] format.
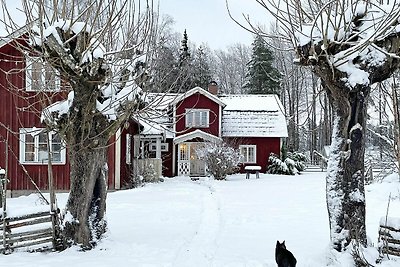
[0, 40, 115, 192]
[175, 93, 221, 137]
[224, 137, 281, 173]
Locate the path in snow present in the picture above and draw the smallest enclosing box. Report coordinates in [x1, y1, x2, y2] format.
[173, 181, 221, 266]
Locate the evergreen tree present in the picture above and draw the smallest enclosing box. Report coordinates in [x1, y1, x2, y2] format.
[175, 29, 194, 92]
[245, 35, 281, 95]
[150, 45, 179, 92]
[179, 29, 190, 66]
[192, 45, 212, 88]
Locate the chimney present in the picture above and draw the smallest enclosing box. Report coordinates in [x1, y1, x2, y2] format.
[208, 81, 218, 95]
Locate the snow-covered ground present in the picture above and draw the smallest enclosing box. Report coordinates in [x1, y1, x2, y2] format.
[1, 171, 400, 266]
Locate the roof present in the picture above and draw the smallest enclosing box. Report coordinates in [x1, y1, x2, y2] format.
[169, 87, 226, 107]
[173, 129, 222, 144]
[220, 94, 288, 138]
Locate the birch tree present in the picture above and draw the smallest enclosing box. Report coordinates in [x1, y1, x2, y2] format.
[247, 0, 400, 254]
[2, 0, 154, 248]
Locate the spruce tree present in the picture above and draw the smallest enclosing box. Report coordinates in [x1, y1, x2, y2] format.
[192, 45, 212, 89]
[175, 29, 193, 92]
[245, 35, 281, 95]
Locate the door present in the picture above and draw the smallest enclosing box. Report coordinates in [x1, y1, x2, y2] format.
[189, 143, 206, 176]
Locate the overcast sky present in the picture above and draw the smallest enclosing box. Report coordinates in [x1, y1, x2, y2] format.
[158, 0, 269, 50]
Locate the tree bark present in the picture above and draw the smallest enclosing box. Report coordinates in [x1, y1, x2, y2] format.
[318, 71, 368, 251]
[64, 141, 108, 248]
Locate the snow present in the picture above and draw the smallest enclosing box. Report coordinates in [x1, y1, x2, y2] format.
[2, 171, 400, 266]
[220, 94, 288, 138]
[295, 0, 400, 88]
[244, 165, 261, 171]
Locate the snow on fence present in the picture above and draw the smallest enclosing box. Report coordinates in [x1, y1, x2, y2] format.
[379, 217, 400, 257]
[0, 208, 62, 254]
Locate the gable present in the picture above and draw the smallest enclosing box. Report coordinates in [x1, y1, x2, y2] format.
[170, 87, 226, 107]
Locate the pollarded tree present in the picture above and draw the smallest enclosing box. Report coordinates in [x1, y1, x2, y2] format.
[2, 0, 154, 248]
[248, 0, 400, 255]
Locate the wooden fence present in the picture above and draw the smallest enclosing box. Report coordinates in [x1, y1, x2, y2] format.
[0, 209, 62, 254]
[379, 218, 400, 257]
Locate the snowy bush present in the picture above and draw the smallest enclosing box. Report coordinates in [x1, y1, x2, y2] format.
[267, 152, 307, 175]
[287, 152, 306, 172]
[197, 142, 241, 180]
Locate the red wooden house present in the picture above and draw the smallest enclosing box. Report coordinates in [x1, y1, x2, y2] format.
[128, 84, 288, 178]
[0, 25, 288, 196]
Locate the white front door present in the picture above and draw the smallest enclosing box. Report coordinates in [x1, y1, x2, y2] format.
[177, 142, 206, 176]
[189, 143, 206, 176]
[178, 143, 190, 176]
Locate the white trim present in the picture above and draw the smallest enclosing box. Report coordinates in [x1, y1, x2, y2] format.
[218, 105, 222, 137]
[170, 87, 226, 107]
[149, 142, 169, 152]
[239, 145, 257, 164]
[173, 129, 222, 144]
[126, 134, 132, 164]
[114, 129, 121, 190]
[19, 128, 66, 165]
[172, 143, 176, 175]
[185, 108, 210, 128]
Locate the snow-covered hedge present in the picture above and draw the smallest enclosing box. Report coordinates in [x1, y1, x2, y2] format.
[197, 142, 241, 180]
[267, 152, 306, 175]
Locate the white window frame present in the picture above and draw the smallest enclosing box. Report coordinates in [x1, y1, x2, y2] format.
[239, 145, 257, 164]
[25, 56, 61, 92]
[149, 142, 169, 152]
[185, 109, 210, 128]
[19, 128, 66, 165]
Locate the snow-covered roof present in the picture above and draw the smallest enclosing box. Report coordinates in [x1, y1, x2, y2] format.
[169, 87, 226, 107]
[134, 116, 174, 139]
[220, 94, 288, 138]
[173, 129, 222, 144]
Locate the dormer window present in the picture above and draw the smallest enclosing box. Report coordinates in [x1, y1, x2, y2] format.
[185, 109, 209, 128]
[26, 56, 60, 92]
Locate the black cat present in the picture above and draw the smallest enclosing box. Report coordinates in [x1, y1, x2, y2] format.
[275, 240, 297, 267]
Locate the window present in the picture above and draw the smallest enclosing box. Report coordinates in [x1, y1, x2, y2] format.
[149, 142, 169, 152]
[240, 145, 257, 163]
[20, 128, 66, 164]
[26, 57, 60, 92]
[185, 109, 209, 128]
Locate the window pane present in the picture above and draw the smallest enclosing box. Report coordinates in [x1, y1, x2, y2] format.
[201, 111, 207, 126]
[248, 147, 255, 162]
[180, 143, 188, 160]
[194, 112, 200, 126]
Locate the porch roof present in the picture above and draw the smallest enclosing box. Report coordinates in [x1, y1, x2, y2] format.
[173, 130, 222, 144]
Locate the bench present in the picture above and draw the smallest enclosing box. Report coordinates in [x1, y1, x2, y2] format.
[244, 166, 261, 179]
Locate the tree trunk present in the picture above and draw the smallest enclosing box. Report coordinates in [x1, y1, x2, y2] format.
[323, 80, 368, 251]
[63, 138, 108, 249]
[61, 83, 113, 248]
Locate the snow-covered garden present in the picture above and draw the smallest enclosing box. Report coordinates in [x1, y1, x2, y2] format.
[1, 171, 399, 266]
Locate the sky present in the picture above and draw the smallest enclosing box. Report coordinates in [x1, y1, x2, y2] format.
[158, 0, 270, 50]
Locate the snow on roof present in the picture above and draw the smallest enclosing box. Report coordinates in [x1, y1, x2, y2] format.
[134, 116, 174, 139]
[169, 87, 226, 107]
[220, 94, 288, 138]
[173, 129, 222, 144]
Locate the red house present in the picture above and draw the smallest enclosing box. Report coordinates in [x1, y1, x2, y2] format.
[0, 28, 288, 196]
[129, 84, 288, 178]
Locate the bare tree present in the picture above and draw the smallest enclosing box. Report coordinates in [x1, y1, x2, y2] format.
[2, 0, 154, 248]
[242, 0, 400, 254]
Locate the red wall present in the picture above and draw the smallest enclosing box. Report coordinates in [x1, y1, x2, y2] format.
[175, 93, 220, 137]
[224, 137, 281, 173]
[0, 41, 115, 192]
